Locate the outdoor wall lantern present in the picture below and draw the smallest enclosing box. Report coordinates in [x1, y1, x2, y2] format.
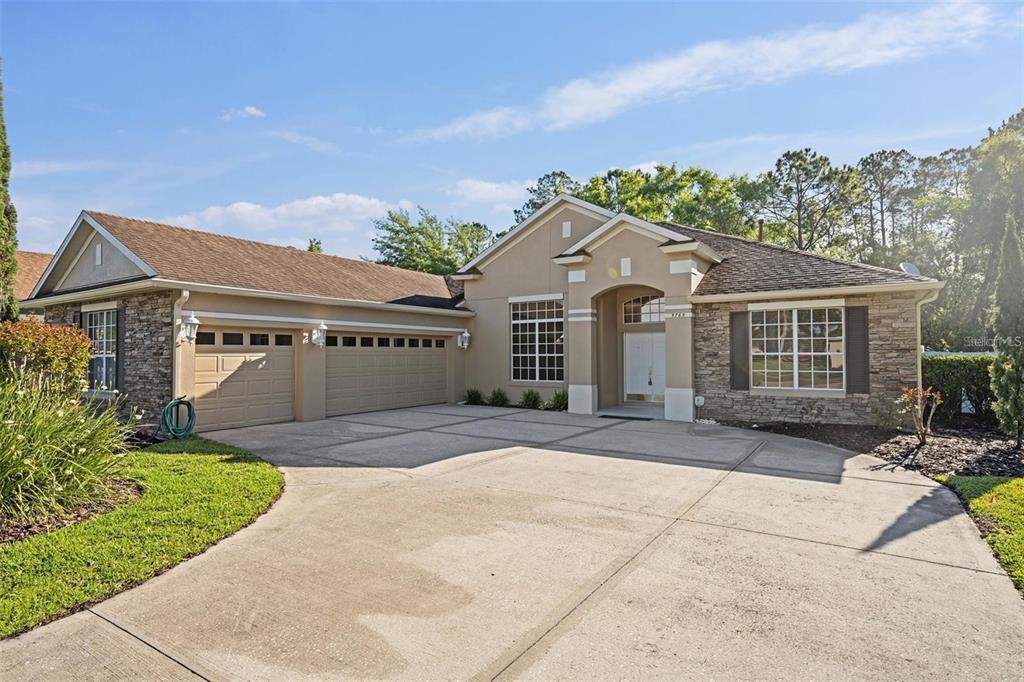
[311, 321, 328, 348]
[183, 312, 200, 344]
[457, 330, 471, 350]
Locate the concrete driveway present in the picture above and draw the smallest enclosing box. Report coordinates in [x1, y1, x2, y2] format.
[3, 405, 1023, 681]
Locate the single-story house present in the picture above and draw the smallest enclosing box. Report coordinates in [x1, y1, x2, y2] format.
[14, 250, 53, 319]
[23, 195, 942, 431]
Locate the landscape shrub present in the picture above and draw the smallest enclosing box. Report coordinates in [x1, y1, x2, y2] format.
[0, 370, 135, 520]
[486, 388, 509, 407]
[545, 389, 569, 411]
[464, 388, 483, 405]
[0, 319, 91, 396]
[517, 389, 542, 409]
[923, 354, 996, 423]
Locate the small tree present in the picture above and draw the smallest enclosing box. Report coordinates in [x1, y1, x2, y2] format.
[989, 213, 1024, 448]
[897, 387, 943, 446]
[307, 238, 323, 253]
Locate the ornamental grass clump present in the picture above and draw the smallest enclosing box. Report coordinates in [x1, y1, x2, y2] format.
[0, 371, 135, 520]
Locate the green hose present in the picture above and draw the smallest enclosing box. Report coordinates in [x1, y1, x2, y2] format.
[161, 397, 196, 439]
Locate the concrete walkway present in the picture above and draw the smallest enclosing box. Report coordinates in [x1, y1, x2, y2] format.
[3, 405, 1022, 680]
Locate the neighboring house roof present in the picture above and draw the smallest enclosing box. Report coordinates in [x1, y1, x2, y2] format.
[80, 211, 458, 308]
[657, 222, 938, 296]
[14, 251, 53, 301]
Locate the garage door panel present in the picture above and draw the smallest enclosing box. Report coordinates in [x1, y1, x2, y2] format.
[194, 328, 295, 431]
[325, 333, 447, 416]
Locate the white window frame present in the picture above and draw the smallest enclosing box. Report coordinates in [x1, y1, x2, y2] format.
[749, 305, 846, 391]
[510, 299, 564, 382]
[623, 295, 665, 324]
[85, 307, 118, 391]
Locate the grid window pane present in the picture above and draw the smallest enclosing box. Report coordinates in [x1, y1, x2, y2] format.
[85, 309, 117, 390]
[510, 300, 564, 382]
[752, 306, 844, 391]
[623, 296, 665, 324]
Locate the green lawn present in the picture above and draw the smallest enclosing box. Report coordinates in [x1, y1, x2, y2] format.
[942, 475, 1024, 592]
[0, 436, 283, 639]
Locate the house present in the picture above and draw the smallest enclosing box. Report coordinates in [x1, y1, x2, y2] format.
[23, 196, 943, 431]
[14, 250, 53, 319]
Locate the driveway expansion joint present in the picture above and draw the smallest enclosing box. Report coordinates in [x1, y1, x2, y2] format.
[86, 609, 211, 681]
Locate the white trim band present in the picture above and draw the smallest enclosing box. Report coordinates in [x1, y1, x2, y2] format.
[187, 310, 466, 335]
[507, 293, 565, 303]
[748, 298, 845, 310]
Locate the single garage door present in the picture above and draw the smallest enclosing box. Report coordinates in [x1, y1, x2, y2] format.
[326, 333, 447, 416]
[193, 327, 295, 431]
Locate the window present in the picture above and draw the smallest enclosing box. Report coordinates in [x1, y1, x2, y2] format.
[360, 337, 373, 347]
[751, 307, 844, 390]
[394, 337, 406, 348]
[85, 309, 117, 390]
[377, 337, 390, 347]
[436, 339, 445, 348]
[408, 338, 420, 348]
[511, 299, 564, 382]
[94, 242, 103, 266]
[250, 333, 269, 346]
[342, 336, 356, 347]
[623, 296, 664, 324]
[325, 335, 338, 347]
[274, 334, 293, 346]
[422, 339, 433, 348]
[223, 332, 243, 345]
[196, 331, 215, 345]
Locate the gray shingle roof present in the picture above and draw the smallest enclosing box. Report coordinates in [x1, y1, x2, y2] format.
[657, 222, 937, 296]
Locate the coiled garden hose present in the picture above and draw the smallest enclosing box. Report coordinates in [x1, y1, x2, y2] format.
[161, 397, 196, 439]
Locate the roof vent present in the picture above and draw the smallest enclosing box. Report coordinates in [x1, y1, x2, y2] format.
[899, 262, 921, 276]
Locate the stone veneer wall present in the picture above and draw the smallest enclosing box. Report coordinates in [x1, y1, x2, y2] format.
[46, 291, 175, 423]
[693, 292, 921, 425]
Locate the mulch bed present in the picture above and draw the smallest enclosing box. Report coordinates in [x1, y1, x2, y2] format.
[0, 479, 142, 545]
[727, 420, 1024, 478]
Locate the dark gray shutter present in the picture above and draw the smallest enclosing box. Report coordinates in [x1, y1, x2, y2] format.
[729, 311, 750, 391]
[845, 306, 869, 394]
[115, 307, 126, 392]
[73, 310, 82, 328]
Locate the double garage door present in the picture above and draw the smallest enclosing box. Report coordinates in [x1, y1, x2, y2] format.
[325, 333, 447, 416]
[193, 327, 448, 431]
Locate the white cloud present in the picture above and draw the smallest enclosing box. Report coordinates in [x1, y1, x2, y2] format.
[13, 160, 114, 178]
[163, 191, 391, 235]
[219, 105, 266, 121]
[266, 130, 338, 153]
[411, 107, 531, 142]
[628, 160, 662, 175]
[415, 2, 993, 140]
[449, 178, 529, 204]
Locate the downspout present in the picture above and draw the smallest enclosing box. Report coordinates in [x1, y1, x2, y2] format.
[172, 289, 190, 400]
[916, 288, 940, 391]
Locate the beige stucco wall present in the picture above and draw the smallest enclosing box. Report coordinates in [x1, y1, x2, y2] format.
[56, 232, 144, 292]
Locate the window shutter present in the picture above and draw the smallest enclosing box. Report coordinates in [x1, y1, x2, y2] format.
[729, 311, 749, 391]
[845, 306, 869, 394]
[73, 310, 82, 328]
[115, 307, 126, 392]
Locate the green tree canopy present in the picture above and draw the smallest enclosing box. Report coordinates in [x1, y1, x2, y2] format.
[0, 67, 17, 321]
[989, 213, 1024, 447]
[370, 207, 491, 275]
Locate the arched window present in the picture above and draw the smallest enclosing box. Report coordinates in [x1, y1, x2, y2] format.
[623, 296, 664, 324]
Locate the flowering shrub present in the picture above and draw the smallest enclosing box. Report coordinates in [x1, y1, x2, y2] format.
[0, 320, 91, 396]
[0, 370, 135, 520]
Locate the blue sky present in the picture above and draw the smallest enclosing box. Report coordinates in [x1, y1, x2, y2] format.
[4, 1, 1022, 259]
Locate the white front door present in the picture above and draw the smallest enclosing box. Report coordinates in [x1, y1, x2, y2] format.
[624, 332, 666, 402]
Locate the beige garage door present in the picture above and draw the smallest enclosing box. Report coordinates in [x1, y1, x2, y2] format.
[193, 327, 295, 431]
[326, 333, 447, 416]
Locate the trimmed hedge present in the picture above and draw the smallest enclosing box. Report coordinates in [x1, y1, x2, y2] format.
[922, 354, 996, 423]
[0, 320, 90, 395]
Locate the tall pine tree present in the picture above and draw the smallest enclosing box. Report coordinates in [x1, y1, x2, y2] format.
[0, 66, 17, 321]
[990, 213, 1024, 448]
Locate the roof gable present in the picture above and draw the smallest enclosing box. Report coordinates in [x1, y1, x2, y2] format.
[560, 214, 692, 257]
[456, 194, 614, 274]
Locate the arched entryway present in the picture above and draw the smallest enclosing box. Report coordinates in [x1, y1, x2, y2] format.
[593, 284, 666, 416]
